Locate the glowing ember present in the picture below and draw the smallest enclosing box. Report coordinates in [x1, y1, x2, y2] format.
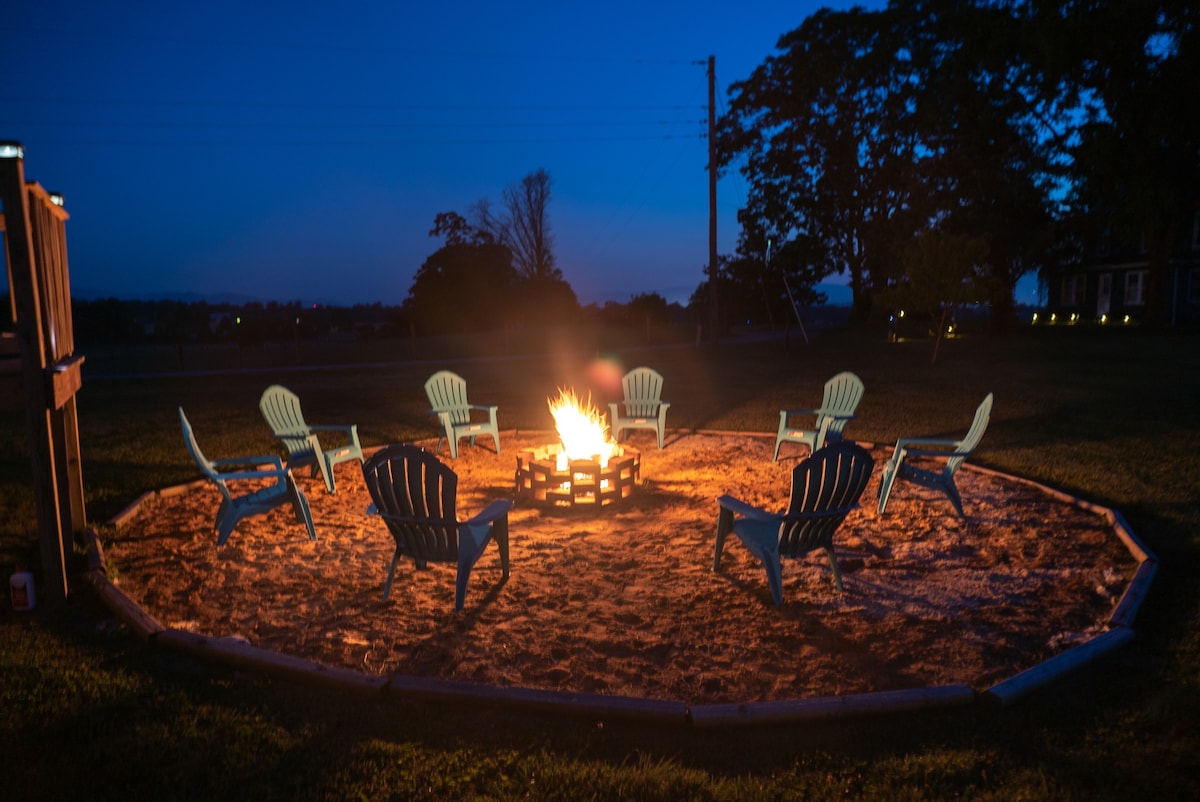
[548, 388, 618, 470]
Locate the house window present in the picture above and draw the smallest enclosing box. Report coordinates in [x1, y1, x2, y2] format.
[1062, 274, 1085, 306]
[1125, 270, 1147, 306]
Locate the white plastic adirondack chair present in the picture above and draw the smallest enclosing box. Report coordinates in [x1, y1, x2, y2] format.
[714, 441, 874, 604]
[424, 370, 500, 459]
[259, 384, 363, 493]
[608, 366, 671, 449]
[774, 371, 864, 461]
[179, 407, 316, 546]
[876, 393, 994, 516]
[361, 444, 511, 611]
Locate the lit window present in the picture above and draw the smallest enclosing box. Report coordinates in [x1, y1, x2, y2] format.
[1125, 271, 1146, 306]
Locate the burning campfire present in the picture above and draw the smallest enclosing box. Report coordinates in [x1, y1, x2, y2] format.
[515, 388, 640, 507]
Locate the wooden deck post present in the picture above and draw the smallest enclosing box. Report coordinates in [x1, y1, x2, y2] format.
[0, 142, 86, 603]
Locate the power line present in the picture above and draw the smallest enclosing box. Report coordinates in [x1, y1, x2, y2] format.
[13, 134, 703, 148]
[1, 96, 704, 113]
[3, 118, 705, 130]
[9, 26, 702, 68]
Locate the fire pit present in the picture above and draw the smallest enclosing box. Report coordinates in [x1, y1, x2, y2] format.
[515, 388, 640, 508]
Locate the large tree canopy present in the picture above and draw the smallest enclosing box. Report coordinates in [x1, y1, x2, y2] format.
[719, 6, 920, 324]
[404, 214, 518, 334]
[717, 0, 1196, 329]
[1035, 0, 1199, 326]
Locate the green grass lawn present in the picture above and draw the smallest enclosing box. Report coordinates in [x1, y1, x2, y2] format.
[2, 323, 1198, 800]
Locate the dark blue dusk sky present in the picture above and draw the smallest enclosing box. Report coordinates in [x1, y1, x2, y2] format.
[4, 2, 889, 307]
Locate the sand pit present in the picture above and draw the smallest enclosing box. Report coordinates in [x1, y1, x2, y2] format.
[103, 432, 1135, 705]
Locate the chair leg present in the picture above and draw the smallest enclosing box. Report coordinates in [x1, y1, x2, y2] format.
[454, 562, 473, 612]
[762, 554, 784, 605]
[942, 478, 965, 517]
[289, 476, 316, 541]
[494, 519, 510, 579]
[877, 460, 898, 514]
[316, 456, 335, 494]
[825, 546, 844, 592]
[713, 507, 734, 571]
[216, 512, 238, 547]
[382, 550, 402, 601]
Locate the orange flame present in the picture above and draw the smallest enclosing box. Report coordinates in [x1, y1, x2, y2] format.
[548, 388, 618, 468]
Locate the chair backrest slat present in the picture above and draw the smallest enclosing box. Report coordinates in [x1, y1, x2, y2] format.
[425, 370, 473, 425]
[622, 366, 664, 417]
[178, 408, 233, 502]
[817, 371, 864, 436]
[947, 393, 994, 475]
[260, 385, 308, 433]
[363, 444, 461, 561]
[779, 441, 874, 556]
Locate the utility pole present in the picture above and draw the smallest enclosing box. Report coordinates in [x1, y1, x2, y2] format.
[707, 54, 719, 344]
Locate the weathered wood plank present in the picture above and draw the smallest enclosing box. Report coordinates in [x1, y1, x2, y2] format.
[386, 674, 689, 724]
[156, 628, 388, 695]
[688, 684, 976, 728]
[984, 627, 1135, 706]
[84, 570, 165, 639]
[1109, 560, 1158, 629]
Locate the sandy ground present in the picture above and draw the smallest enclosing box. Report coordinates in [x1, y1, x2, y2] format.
[104, 431, 1135, 705]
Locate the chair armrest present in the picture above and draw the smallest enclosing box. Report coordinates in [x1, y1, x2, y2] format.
[780, 407, 820, 417]
[465, 499, 514, 526]
[468, 404, 499, 414]
[905, 446, 973, 460]
[309, 424, 357, 436]
[893, 436, 960, 454]
[211, 454, 285, 471]
[216, 467, 292, 483]
[716, 494, 779, 522]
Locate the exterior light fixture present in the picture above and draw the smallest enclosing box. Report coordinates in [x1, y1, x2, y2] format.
[49, 193, 65, 207]
[0, 141, 24, 160]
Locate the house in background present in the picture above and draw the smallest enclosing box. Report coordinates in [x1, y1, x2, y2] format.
[1043, 209, 1200, 327]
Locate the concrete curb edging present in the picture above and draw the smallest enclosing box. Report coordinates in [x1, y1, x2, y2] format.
[81, 436, 1154, 727]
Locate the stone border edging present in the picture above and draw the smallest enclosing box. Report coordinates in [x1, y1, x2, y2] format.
[81, 434, 1153, 728]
